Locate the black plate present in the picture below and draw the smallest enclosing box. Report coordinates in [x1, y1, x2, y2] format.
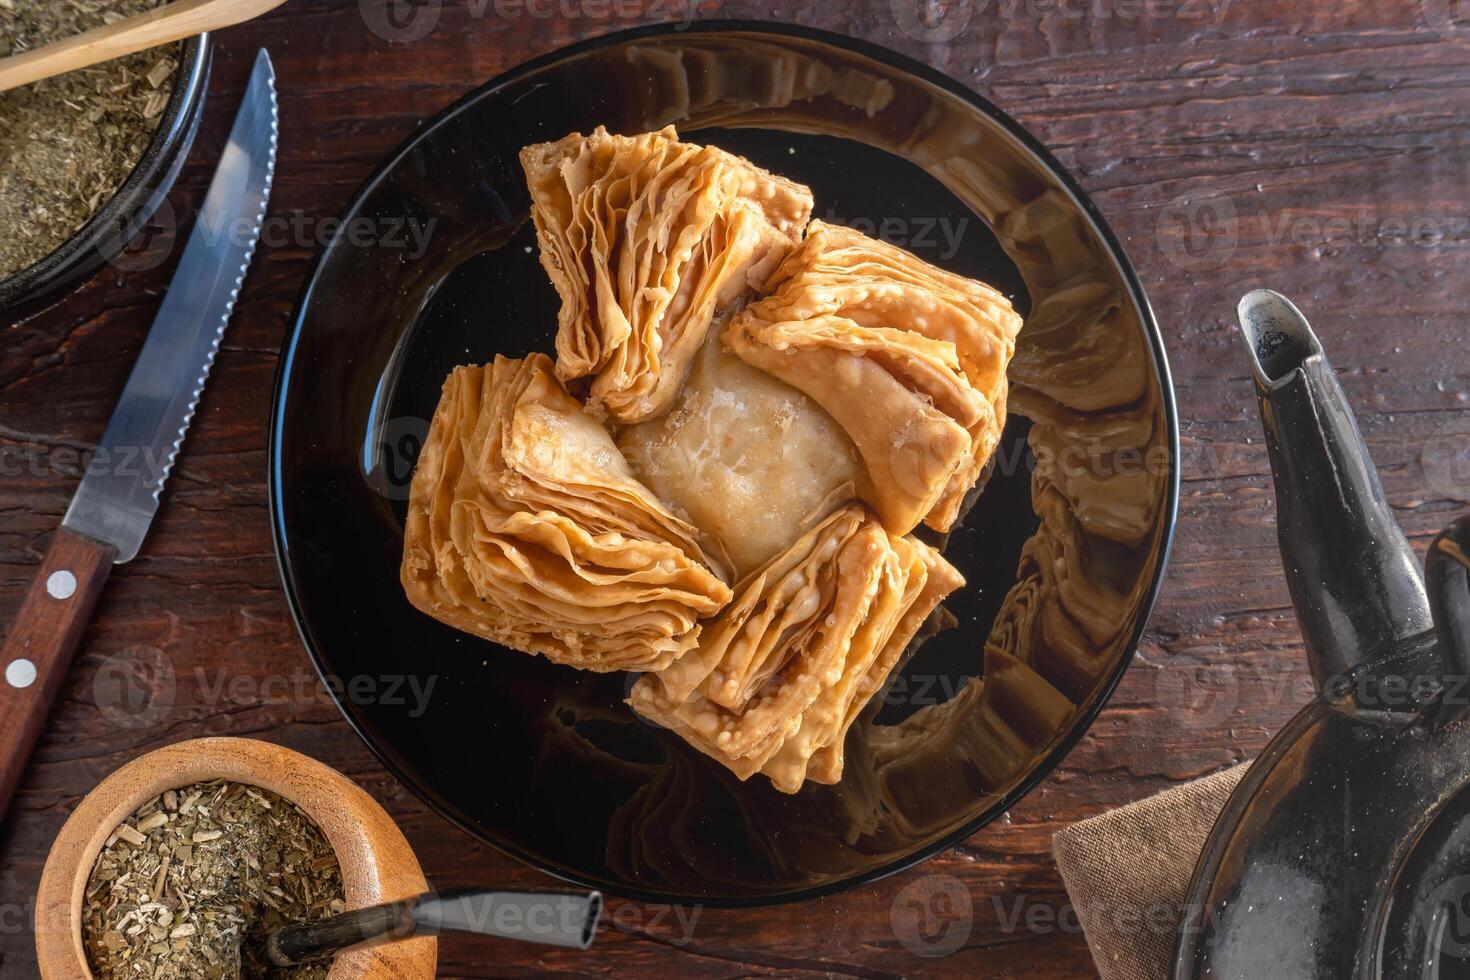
[270, 21, 1178, 905]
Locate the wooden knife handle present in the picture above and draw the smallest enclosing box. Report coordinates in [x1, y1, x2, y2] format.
[0, 528, 115, 819]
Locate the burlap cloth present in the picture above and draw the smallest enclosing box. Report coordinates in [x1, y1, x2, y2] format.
[1051, 764, 1250, 980]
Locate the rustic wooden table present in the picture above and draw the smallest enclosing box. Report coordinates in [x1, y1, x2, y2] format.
[4, 1, 1468, 976]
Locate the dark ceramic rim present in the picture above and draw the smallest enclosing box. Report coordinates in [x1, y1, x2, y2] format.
[0, 33, 211, 320]
[269, 19, 1181, 906]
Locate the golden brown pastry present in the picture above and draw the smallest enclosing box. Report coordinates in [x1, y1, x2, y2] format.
[390, 129, 1036, 798]
[725, 221, 1023, 535]
[629, 504, 963, 794]
[401, 354, 732, 672]
[618, 329, 858, 580]
[520, 126, 814, 423]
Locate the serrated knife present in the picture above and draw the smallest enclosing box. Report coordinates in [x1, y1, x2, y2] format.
[0, 50, 278, 818]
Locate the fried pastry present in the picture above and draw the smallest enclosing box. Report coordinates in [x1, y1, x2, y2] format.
[401, 354, 732, 672]
[393, 129, 1031, 798]
[618, 329, 858, 580]
[725, 221, 1023, 535]
[521, 126, 814, 423]
[629, 504, 963, 794]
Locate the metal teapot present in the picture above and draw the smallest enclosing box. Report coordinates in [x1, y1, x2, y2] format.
[1173, 291, 1470, 979]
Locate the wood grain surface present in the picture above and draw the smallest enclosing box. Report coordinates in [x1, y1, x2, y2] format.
[3, 1, 1469, 976]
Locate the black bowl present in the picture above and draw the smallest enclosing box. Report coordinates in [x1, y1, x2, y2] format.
[0, 33, 211, 322]
[270, 21, 1179, 905]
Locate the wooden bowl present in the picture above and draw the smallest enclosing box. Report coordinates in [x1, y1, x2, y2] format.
[35, 737, 437, 979]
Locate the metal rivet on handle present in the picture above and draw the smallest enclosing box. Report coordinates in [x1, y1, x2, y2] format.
[6, 659, 36, 689]
[46, 570, 76, 600]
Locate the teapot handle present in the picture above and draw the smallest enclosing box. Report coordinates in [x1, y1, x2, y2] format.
[1427, 515, 1470, 678]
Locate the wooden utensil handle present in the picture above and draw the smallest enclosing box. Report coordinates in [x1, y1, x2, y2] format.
[0, 528, 115, 819]
[0, 0, 289, 94]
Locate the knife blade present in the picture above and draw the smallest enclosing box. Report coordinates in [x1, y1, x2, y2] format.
[0, 50, 278, 819]
[64, 49, 278, 562]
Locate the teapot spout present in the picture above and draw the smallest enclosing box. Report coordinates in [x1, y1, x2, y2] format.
[1239, 290, 1432, 685]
